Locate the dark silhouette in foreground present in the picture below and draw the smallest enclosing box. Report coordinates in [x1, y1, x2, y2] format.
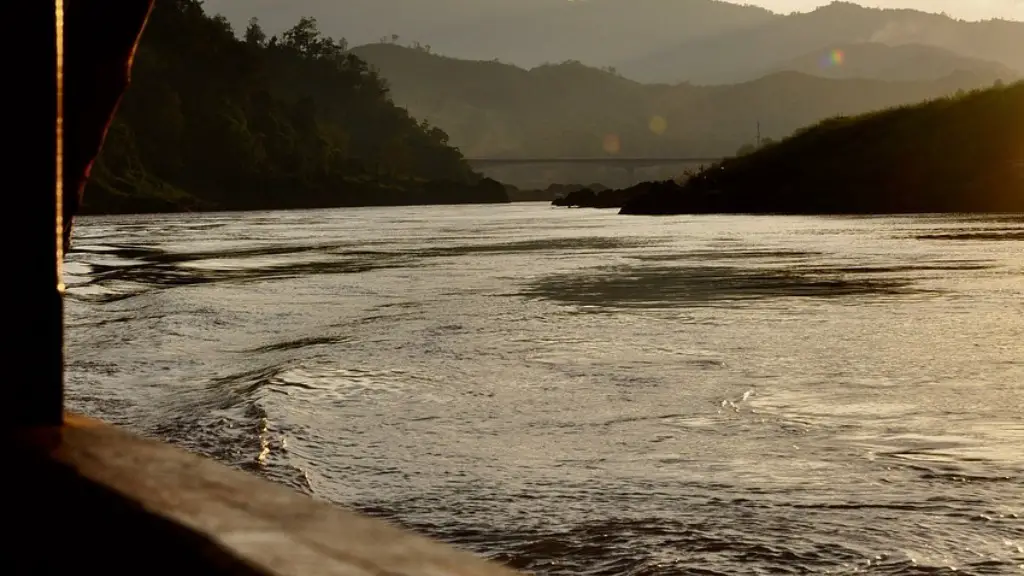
[620, 83, 1024, 215]
[63, 1, 155, 248]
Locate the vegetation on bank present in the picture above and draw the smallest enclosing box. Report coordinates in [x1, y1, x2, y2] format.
[552, 186, 636, 209]
[84, 1, 506, 215]
[507, 183, 611, 203]
[620, 82, 1024, 215]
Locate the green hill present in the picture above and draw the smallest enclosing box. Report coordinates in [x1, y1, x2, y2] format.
[352, 43, 1007, 161]
[85, 1, 506, 214]
[620, 82, 1024, 215]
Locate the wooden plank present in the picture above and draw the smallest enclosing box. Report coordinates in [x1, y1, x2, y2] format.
[7, 415, 522, 576]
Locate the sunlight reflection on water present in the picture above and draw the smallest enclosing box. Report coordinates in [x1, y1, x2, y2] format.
[67, 205, 1023, 574]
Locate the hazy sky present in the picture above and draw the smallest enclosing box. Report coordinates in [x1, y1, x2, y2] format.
[743, 0, 1023, 21]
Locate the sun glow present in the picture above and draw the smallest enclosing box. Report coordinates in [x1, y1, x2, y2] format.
[602, 133, 621, 154]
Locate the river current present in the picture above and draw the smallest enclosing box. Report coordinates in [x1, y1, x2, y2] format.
[65, 205, 1023, 575]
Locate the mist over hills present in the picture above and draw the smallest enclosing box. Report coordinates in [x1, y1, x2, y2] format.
[619, 2, 1024, 83]
[769, 43, 1019, 82]
[204, 0, 777, 76]
[352, 43, 1006, 159]
[207, 0, 1023, 84]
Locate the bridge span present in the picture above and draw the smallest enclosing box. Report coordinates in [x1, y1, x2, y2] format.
[465, 157, 724, 169]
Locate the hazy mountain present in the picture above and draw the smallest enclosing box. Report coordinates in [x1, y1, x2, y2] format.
[769, 43, 1020, 82]
[353, 44, 1003, 159]
[206, 0, 777, 71]
[621, 2, 1024, 83]
[412, 0, 779, 70]
[209, 0, 1023, 84]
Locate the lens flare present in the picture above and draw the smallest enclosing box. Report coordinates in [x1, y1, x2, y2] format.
[648, 115, 668, 135]
[823, 48, 845, 68]
[602, 134, 621, 154]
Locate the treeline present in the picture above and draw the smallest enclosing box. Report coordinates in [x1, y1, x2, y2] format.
[621, 82, 1024, 215]
[84, 1, 506, 214]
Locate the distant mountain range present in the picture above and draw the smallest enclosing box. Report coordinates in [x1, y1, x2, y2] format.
[618, 2, 1024, 84]
[207, 0, 1023, 84]
[352, 43, 1005, 159]
[768, 43, 1019, 82]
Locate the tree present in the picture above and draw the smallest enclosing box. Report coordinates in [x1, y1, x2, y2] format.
[736, 143, 756, 156]
[244, 17, 266, 47]
[282, 17, 325, 57]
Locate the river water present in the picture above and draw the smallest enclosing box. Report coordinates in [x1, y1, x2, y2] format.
[65, 204, 1023, 575]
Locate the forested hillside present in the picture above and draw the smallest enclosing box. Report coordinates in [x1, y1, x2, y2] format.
[86, 1, 506, 214]
[621, 82, 1024, 215]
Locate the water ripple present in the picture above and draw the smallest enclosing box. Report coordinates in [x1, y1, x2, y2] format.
[65, 207, 1024, 575]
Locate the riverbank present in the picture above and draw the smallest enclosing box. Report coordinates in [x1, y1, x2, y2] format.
[506, 183, 611, 203]
[81, 177, 510, 215]
[549, 180, 686, 209]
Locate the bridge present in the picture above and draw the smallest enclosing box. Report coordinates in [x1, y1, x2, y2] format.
[465, 156, 724, 169]
[465, 157, 726, 186]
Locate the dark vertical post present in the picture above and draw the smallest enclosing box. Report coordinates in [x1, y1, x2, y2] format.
[5, 1, 64, 428]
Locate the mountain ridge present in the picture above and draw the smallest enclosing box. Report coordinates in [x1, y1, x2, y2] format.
[207, 0, 1024, 84]
[619, 2, 1024, 83]
[765, 42, 1019, 82]
[352, 42, 1008, 163]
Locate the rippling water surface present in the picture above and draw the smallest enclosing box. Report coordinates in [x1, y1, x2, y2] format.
[66, 205, 1024, 575]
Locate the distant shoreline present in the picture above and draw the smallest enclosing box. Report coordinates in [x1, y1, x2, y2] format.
[78, 195, 512, 217]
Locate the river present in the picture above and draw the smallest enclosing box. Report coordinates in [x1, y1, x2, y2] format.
[65, 204, 1023, 575]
